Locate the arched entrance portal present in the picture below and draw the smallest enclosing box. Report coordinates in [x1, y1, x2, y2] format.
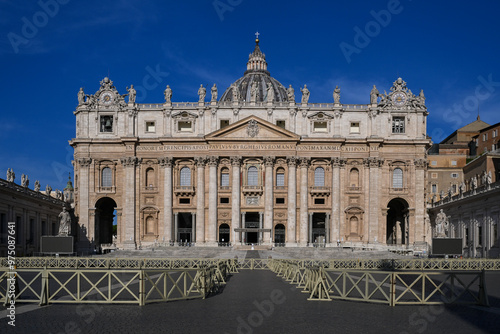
[386, 198, 409, 245]
[219, 223, 230, 244]
[274, 224, 285, 246]
[95, 197, 117, 246]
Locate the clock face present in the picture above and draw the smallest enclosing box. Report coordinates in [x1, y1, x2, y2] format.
[100, 92, 113, 105]
[392, 92, 407, 106]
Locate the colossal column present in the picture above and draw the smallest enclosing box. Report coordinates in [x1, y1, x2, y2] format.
[365, 157, 383, 243]
[120, 156, 140, 249]
[159, 157, 173, 243]
[231, 156, 241, 243]
[330, 157, 345, 244]
[413, 158, 427, 243]
[299, 157, 310, 246]
[195, 157, 206, 244]
[264, 156, 274, 245]
[207, 156, 218, 245]
[287, 157, 297, 245]
[77, 158, 92, 248]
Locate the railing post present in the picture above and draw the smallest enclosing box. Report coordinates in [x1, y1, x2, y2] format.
[390, 272, 395, 307]
[139, 270, 145, 306]
[479, 270, 489, 307]
[40, 268, 49, 306]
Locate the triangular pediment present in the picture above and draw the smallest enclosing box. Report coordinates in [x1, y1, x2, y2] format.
[206, 115, 300, 142]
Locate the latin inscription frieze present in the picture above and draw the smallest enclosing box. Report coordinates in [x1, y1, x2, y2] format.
[134, 144, 377, 152]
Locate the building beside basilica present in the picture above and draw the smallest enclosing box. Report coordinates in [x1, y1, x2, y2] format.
[71, 38, 430, 251]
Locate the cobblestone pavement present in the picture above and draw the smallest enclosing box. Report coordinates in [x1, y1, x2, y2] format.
[2, 252, 500, 334]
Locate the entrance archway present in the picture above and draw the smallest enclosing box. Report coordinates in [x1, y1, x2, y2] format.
[177, 212, 193, 243]
[245, 212, 259, 245]
[312, 213, 326, 244]
[219, 223, 230, 244]
[274, 224, 285, 246]
[95, 197, 117, 246]
[386, 198, 409, 245]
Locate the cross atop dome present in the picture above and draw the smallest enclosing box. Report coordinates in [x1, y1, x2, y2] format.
[247, 33, 267, 73]
[255, 31, 260, 42]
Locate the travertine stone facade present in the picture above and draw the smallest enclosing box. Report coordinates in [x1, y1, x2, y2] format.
[71, 39, 430, 250]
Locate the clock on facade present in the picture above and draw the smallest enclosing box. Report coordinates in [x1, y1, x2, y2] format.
[100, 92, 114, 105]
[392, 92, 407, 106]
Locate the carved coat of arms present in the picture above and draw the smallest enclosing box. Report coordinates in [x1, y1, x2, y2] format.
[247, 120, 259, 137]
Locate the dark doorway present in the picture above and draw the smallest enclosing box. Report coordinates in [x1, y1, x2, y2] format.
[312, 213, 326, 244]
[274, 224, 285, 246]
[386, 198, 409, 245]
[245, 212, 259, 245]
[178, 212, 193, 242]
[95, 197, 117, 246]
[219, 223, 230, 244]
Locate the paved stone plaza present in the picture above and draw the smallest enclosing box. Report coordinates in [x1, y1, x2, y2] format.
[2, 251, 500, 334]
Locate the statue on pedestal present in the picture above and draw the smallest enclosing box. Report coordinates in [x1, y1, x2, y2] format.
[250, 81, 259, 102]
[164, 85, 172, 103]
[300, 85, 310, 104]
[21, 174, 28, 187]
[370, 85, 379, 104]
[231, 84, 240, 102]
[58, 206, 71, 236]
[434, 209, 449, 238]
[266, 84, 274, 102]
[333, 85, 341, 104]
[127, 85, 136, 103]
[45, 184, 52, 196]
[287, 85, 295, 102]
[211, 84, 217, 101]
[34, 180, 40, 192]
[198, 84, 206, 102]
[78, 88, 85, 105]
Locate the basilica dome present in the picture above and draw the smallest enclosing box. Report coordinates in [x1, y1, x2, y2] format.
[220, 38, 288, 102]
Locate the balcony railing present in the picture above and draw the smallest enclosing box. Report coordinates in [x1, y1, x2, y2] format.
[309, 186, 331, 196]
[242, 185, 263, 195]
[174, 186, 195, 195]
[389, 187, 408, 194]
[143, 186, 158, 192]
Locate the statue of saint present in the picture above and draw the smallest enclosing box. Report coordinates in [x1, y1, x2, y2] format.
[370, 85, 379, 104]
[127, 85, 136, 103]
[471, 175, 478, 190]
[6, 168, 12, 182]
[211, 84, 217, 101]
[266, 84, 274, 102]
[333, 85, 340, 104]
[287, 85, 295, 102]
[300, 85, 310, 104]
[21, 174, 26, 187]
[435, 209, 449, 238]
[34, 180, 40, 192]
[198, 84, 206, 102]
[78, 88, 85, 105]
[250, 81, 259, 102]
[58, 206, 71, 236]
[45, 184, 52, 196]
[164, 85, 172, 103]
[487, 171, 493, 185]
[231, 84, 240, 101]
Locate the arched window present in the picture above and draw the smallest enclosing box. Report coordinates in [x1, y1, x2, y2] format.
[247, 166, 258, 186]
[180, 167, 191, 186]
[146, 168, 155, 187]
[102, 167, 112, 187]
[220, 167, 229, 187]
[393, 168, 403, 188]
[276, 168, 285, 187]
[314, 167, 325, 187]
[349, 168, 359, 187]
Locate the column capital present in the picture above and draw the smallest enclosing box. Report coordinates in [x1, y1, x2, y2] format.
[264, 156, 275, 167]
[195, 156, 206, 167]
[299, 157, 310, 168]
[287, 156, 298, 166]
[363, 157, 384, 168]
[120, 156, 141, 167]
[207, 156, 219, 167]
[159, 157, 173, 168]
[77, 158, 92, 167]
[414, 158, 428, 169]
[331, 157, 346, 167]
[230, 156, 241, 166]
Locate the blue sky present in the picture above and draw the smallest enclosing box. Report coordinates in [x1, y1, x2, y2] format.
[1, 0, 500, 191]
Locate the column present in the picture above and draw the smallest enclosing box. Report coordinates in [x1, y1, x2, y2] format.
[264, 156, 274, 245]
[195, 157, 206, 244]
[174, 213, 178, 243]
[259, 212, 263, 244]
[76, 158, 92, 249]
[242, 212, 246, 245]
[287, 157, 297, 245]
[207, 156, 218, 246]
[160, 157, 173, 244]
[120, 156, 140, 249]
[365, 157, 382, 243]
[325, 213, 330, 245]
[231, 157, 241, 243]
[309, 213, 313, 244]
[299, 158, 310, 245]
[413, 159, 427, 243]
[192, 213, 196, 243]
[330, 158, 343, 244]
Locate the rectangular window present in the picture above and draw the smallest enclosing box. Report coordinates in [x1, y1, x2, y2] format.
[221, 173, 229, 187]
[179, 198, 190, 204]
[392, 117, 405, 133]
[220, 197, 229, 204]
[483, 133, 487, 141]
[276, 120, 286, 129]
[276, 173, 285, 187]
[178, 121, 192, 132]
[350, 122, 360, 133]
[451, 160, 457, 166]
[493, 130, 497, 138]
[146, 121, 156, 132]
[29, 218, 34, 243]
[276, 198, 285, 204]
[431, 173, 438, 179]
[432, 184, 437, 193]
[478, 226, 483, 245]
[220, 120, 229, 129]
[431, 161, 437, 166]
[451, 173, 459, 178]
[100, 115, 113, 133]
[314, 198, 325, 205]
[452, 184, 457, 193]
[313, 121, 327, 132]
